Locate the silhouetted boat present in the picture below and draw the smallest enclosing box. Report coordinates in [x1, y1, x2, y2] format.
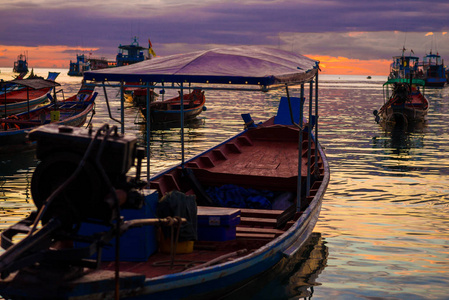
[0, 83, 97, 153]
[0, 46, 328, 300]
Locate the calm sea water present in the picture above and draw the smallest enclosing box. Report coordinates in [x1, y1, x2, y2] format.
[1, 68, 448, 299]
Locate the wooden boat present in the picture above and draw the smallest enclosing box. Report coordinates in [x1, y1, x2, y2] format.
[0, 46, 328, 300]
[373, 78, 429, 125]
[0, 73, 60, 116]
[140, 88, 206, 125]
[0, 84, 97, 153]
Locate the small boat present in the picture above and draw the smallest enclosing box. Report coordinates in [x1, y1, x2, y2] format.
[373, 78, 429, 125]
[418, 51, 446, 87]
[367, 76, 372, 79]
[0, 83, 97, 153]
[0, 73, 60, 116]
[13, 53, 28, 74]
[0, 46, 328, 300]
[140, 88, 206, 125]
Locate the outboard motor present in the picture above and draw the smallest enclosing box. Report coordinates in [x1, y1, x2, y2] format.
[0, 124, 146, 279]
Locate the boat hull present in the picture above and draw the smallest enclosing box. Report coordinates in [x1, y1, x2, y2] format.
[0, 92, 96, 153]
[0, 93, 50, 116]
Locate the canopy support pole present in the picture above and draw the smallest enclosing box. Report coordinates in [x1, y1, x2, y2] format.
[285, 84, 303, 213]
[120, 81, 125, 134]
[146, 84, 151, 183]
[102, 83, 122, 126]
[180, 83, 185, 169]
[307, 80, 313, 197]
[314, 72, 319, 174]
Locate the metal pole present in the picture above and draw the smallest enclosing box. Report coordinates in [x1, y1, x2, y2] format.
[180, 83, 185, 169]
[307, 80, 313, 197]
[297, 83, 304, 212]
[314, 72, 319, 171]
[120, 81, 125, 134]
[146, 84, 151, 183]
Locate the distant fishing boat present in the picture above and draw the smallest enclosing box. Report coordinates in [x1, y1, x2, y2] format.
[418, 51, 446, 87]
[116, 36, 155, 67]
[13, 53, 28, 74]
[68, 54, 91, 76]
[388, 48, 419, 80]
[0, 73, 60, 116]
[373, 78, 429, 125]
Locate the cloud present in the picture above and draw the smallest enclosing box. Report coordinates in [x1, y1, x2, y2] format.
[425, 32, 434, 36]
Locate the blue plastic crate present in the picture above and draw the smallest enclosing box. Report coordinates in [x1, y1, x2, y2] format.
[75, 189, 158, 261]
[197, 207, 240, 241]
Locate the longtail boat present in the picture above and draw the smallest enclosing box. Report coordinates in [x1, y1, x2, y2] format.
[0, 46, 329, 299]
[139, 88, 206, 125]
[373, 78, 429, 125]
[0, 83, 97, 153]
[0, 73, 60, 116]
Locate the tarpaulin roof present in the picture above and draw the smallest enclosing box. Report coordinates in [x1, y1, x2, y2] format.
[84, 46, 319, 87]
[5, 78, 60, 89]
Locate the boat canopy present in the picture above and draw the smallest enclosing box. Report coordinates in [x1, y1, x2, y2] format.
[2, 78, 61, 90]
[84, 46, 319, 88]
[383, 78, 425, 86]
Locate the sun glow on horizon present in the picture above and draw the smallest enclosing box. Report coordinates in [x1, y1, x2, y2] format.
[0, 45, 100, 68]
[306, 55, 390, 76]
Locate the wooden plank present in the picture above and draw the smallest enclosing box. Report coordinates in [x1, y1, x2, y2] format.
[239, 208, 284, 218]
[240, 217, 277, 227]
[236, 232, 275, 239]
[236, 227, 284, 235]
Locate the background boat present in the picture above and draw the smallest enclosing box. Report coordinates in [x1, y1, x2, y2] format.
[374, 78, 429, 125]
[418, 51, 446, 87]
[0, 84, 96, 153]
[13, 53, 28, 74]
[0, 73, 60, 116]
[139, 88, 206, 126]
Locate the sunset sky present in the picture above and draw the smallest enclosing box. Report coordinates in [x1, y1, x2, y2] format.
[1, 0, 448, 75]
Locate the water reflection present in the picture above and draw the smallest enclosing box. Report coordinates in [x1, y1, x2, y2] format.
[221, 233, 328, 300]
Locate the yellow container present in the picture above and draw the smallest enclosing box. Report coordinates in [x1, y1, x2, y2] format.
[159, 235, 194, 254]
[50, 110, 60, 122]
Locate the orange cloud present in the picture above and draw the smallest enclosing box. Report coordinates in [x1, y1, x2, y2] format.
[306, 55, 391, 76]
[0, 45, 100, 68]
[425, 32, 434, 36]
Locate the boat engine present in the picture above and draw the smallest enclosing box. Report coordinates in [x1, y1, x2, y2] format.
[29, 124, 146, 229]
[0, 124, 146, 278]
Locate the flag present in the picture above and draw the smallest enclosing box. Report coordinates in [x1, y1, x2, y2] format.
[148, 38, 156, 57]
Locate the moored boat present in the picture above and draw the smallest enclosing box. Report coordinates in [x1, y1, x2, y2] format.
[140, 88, 206, 125]
[418, 51, 446, 87]
[0, 83, 97, 153]
[13, 53, 28, 74]
[116, 36, 151, 67]
[0, 75, 60, 117]
[373, 78, 429, 125]
[388, 49, 419, 80]
[68, 54, 91, 76]
[0, 46, 328, 300]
